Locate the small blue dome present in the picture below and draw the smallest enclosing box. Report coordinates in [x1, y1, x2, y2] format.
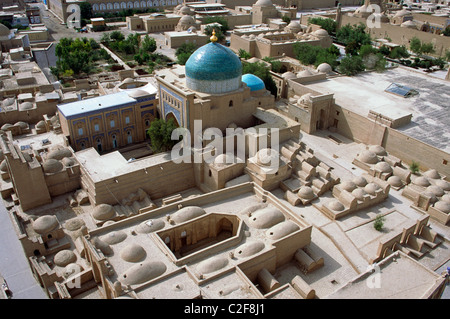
[185, 42, 242, 82]
[242, 74, 265, 91]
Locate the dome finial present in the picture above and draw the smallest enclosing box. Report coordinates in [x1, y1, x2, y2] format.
[210, 29, 218, 43]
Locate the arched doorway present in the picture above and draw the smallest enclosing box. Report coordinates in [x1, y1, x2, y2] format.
[165, 112, 180, 127]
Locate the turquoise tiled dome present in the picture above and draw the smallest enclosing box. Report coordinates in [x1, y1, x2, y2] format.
[242, 74, 265, 91]
[185, 42, 242, 94]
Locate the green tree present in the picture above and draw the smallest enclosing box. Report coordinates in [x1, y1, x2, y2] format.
[308, 17, 337, 35]
[293, 42, 339, 67]
[147, 118, 179, 153]
[389, 45, 410, 59]
[443, 26, 450, 37]
[79, 2, 93, 20]
[336, 23, 371, 54]
[420, 42, 435, 56]
[338, 55, 365, 76]
[175, 42, 197, 65]
[203, 17, 229, 33]
[374, 215, 385, 232]
[409, 37, 422, 55]
[262, 57, 282, 73]
[141, 35, 157, 53]
[409, 161, 420, 174]
[282, 15, 291, 25]
[110, 30, 125, 42]
[238, 49, 252, 59]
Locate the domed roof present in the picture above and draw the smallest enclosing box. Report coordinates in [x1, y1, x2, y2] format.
[369, 145, 387, 156]
[47, 148, 72, 160]
[234, 241, 265, 258]
[2, 98, 15, 107]
[352, 188, 366, 200]
[281, 71, 296, 80]
[256, 148, 279, 167]
[0, 24, 10, 36]
[401, 21, 417, 29]
[387, 175, 403, 187]
[185, 42, 242, 94]
[197, 256, 229, 275]
[1, 124, 12, 130]
[434, 201, 450, 214]
[248, 206, 285, 229]
[120, 244, 147, 263]
[92, 203, 115, 221]
[313, 29, 329, 37]
[375, 161, 393, 173]
[180, 5, 193, 15]
[286, 21, 301, 32]
[62, 157, 76, 167]
[19, 102, 33, 111]
[36, 120, 46, 129]
[120, 261, 166, 286]
[435, 179, 450, 191]
[426, 185, 445, 197]
[54, 250, 77, 267]
[441, 194, 450, 204]
[317, 63, 332, 74]
[394, 9, 412, 18]
[423, 169, 440, 180]
[265, 220, 299, 240]
[101, 230, 127, 245]
[171, 206, 206, 224]
[135, 219, 165, 234]
[358, 150, 378, 164]
[242, 73, 265, 92]
[33, 215, 59, 235]
[14, 121, 28, 129]
[297, 186, 315, 200]
[352, 176, 368, 187]
[297, 69, 314, 77]
[413, 176, 430, 187]
[364, 182, 381, 195]
[254, 0, 274, 7]
[42, 158, 64, 174]
[0, 160, 7, 172]
[341, 180, 357, 192]
[327, 199, 345, 211]
[128, 89, 150, 98]
[179, 14, 195, 25]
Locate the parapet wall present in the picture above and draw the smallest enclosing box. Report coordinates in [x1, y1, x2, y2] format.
[331, 104, 450, 177]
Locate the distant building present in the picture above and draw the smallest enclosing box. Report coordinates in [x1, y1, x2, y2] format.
[57, 83, 158, 153]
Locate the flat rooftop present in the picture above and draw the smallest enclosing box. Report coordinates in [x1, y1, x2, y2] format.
[304, 67, 450, 152]
[74, 148, 173, 182]
[57, 91, 136, 120]
[326, 251, 446, 299]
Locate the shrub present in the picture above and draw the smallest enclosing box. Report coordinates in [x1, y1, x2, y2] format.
[374, 215, 385, 232]
[409, 161, 420, 174]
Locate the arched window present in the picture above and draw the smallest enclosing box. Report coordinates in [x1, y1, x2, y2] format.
[229, 100, 233, 107]
[121, 2, 127, 9]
